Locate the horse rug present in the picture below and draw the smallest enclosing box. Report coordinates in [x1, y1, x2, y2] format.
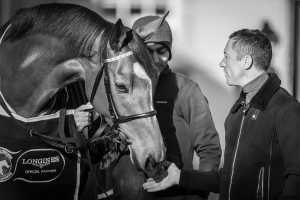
[0, 107, 89, 200]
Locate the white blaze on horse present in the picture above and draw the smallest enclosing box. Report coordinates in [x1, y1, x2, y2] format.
[0, 3, 165, 179]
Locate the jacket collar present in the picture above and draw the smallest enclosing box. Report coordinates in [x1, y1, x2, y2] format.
[230, 73, 281, 113]
[243, 73, 269, 104]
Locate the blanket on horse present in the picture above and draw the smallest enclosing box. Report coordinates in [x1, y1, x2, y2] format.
[0, 101, 92, 200]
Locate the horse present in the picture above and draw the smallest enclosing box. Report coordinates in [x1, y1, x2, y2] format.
[0, 3, 166, 200]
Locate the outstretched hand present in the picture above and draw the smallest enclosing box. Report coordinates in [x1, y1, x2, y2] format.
[143, 163, 181, 192]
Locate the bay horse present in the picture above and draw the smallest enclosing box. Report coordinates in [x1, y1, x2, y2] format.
[0, 3, 166, 200]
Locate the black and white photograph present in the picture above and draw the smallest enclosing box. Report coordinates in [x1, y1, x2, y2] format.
[0, 0, 300, 199]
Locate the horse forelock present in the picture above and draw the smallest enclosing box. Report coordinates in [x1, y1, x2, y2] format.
[128, 32, 159, 89]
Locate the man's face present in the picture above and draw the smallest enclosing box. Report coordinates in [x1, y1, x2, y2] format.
[146, 43, 170, 71]
[219, 39, 245, 86]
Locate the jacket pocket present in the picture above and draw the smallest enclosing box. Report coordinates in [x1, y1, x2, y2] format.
[256, 166, 265, 200]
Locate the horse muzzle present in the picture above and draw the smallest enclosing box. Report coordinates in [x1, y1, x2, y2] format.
[144, 155, 170, 181]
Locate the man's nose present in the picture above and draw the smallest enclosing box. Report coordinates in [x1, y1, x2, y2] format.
[219, 58, 225, 68]
[152, 51, 160, 63]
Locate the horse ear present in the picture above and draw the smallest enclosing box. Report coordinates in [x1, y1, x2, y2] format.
[109, 19, 129, 51]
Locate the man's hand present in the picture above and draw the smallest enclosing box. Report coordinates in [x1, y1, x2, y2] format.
[74, 103, 93, 132]
[143, 163, 181, 192]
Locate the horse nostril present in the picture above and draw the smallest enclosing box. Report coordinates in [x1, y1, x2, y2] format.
[145, 155, 156, 172]
[144, 156, 170, 180]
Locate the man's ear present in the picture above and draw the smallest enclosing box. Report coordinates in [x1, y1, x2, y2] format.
[243, 55, 253, 70]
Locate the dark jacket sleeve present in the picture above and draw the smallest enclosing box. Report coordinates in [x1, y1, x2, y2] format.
[178, 82, 221, 171]
[277, 101, 300, 199]
[154, 69, 183, 169]
[179, 169, 220, 193]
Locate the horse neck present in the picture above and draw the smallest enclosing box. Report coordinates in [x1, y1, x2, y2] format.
[0, 70, 58, 118]
[0, 49, 37, 117]
[0, 35, 72, 118]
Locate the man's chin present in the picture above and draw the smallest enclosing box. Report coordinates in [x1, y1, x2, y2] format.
[225, 79, 232, 86]
[226, 80, 239, 87]
[156, 64, 168, 73]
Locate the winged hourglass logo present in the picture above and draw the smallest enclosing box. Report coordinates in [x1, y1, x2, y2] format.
[0, 147, 13, 182]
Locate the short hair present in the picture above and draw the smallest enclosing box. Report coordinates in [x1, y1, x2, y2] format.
[229, 29, 272, 70]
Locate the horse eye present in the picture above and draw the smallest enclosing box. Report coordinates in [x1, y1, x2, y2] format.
[115, 83, 129, 93]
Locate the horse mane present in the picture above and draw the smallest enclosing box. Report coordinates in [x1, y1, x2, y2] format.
[3, 3, 111, 57]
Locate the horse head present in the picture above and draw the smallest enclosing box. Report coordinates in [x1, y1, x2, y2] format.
[0, 4, 166, 177]
[78, 20, 166, 174]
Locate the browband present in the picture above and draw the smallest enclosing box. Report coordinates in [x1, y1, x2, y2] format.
[104, 51, 133, 63]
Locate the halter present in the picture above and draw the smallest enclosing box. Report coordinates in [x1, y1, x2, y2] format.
[90, 50, 157, 128]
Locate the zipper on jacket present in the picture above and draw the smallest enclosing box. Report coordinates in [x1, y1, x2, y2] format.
[267, 133, 274, 200]
[256, 166, 265, 200]
[228, 103, 248, 200]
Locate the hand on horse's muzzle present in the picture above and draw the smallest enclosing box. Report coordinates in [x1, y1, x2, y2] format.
[144, 156, 171, 182]
[143, 163, 181, 193]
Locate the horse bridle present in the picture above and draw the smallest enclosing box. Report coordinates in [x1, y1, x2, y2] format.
[89, 50, 157, 128]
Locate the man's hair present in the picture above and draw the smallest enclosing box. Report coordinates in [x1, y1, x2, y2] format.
[229, 29, 272, 70]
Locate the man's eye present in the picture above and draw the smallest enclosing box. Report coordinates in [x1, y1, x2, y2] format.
[157, 48, 168, 54]
[115, 83, 129, 93]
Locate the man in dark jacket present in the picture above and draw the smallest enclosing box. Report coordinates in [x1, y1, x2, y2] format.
[131, 13, 221, 200]
[143, 29, 300, 200]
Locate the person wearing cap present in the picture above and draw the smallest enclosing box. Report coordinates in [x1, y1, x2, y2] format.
[130, 13, 222, 200]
